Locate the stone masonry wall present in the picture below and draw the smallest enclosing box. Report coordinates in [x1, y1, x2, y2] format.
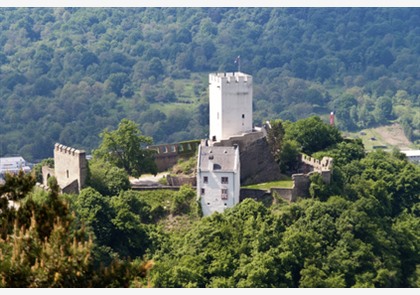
[213, 131, 282, 185]
[148, 141, 200, 172]
[53, 143, 88, 194]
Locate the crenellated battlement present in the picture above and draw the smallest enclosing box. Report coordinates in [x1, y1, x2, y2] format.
[54, 143, 85, 156]
[301, 154, 333, 171]
[209, 72, 252, 85]
[47, 143, 88, 194]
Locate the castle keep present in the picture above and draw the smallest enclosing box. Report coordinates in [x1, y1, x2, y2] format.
[209, 72, 253, 142]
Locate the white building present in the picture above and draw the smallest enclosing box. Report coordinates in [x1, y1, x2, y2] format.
[209, 72, 253, 142]
[197, 144, 240, 217]
[0, 156, 31, 180]
[400, 150, 420, 164]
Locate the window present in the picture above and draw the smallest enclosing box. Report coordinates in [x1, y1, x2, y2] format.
[201, 188, 205, 195]
[213, 164, 221, 170]
[221, 177, 228, 184]
[203, 176, 208, 184]
[66, 170, 69, 178]
[242, 114, 245, 119]
[221, 189, 228, 200]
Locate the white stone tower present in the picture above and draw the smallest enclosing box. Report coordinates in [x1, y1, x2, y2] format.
[209, 72, 253, 142]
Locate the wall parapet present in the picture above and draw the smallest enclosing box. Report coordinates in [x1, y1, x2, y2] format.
[209, 72, 252, 84]
[55, 143, 85, 156]
[301, 154, 333, 171]
[147, 140, 200, 172]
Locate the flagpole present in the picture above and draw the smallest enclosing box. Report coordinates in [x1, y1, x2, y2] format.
[235, 55, 241, 73]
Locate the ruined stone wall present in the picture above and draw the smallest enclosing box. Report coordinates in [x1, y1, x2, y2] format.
[240, 188, 270, 202]
[41, 166, 55, 187]
[166, 175, 196, 187]
[291, 173, 311, 199]
[148, 141, 200, 172]
[299, 154, 333, 184]
[213, 131, 282, 185]
[271, 188, 294, 202]
[53, 143, 87, 194]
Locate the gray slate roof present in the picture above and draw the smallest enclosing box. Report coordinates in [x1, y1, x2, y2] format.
[199, 146, 238, 172]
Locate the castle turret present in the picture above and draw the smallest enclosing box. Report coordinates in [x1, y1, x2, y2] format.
[52, 143, 87, 194]
[209, 72, 253, 142]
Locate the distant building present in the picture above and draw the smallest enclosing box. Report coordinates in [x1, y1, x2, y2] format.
[197, 144, 240, 217]
[0, 156, 31, 180]
[401, 150, 420, 164]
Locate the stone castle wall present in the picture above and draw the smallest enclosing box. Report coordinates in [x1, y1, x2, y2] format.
[166, 175, 196, 187]
[148, 140, 200, 172]
[299, 154, 333, 184]
[212, 131, 282, 185]
[49, 143, 88, 194]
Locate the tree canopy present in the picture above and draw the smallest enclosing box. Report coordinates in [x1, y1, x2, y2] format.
[93, 119, 157, 178]
[0, 8, 419, 161]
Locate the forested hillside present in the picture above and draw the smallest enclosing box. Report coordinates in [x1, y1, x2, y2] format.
[0, 8, 419, 161]
[1, 120, 419, 287]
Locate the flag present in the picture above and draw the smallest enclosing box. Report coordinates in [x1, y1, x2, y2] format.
[330, 112, 335, 125]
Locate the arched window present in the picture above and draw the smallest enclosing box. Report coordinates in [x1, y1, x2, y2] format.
[213, 164, 221, 170]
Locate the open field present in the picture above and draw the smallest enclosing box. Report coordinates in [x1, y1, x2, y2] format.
[345, 123, 417, 152]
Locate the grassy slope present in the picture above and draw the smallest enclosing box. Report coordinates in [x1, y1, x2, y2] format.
[344, 123, 418, 152]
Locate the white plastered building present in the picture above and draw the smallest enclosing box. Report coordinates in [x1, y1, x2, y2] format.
[197, 144, 240, 217]
[400, 150, 420, 164]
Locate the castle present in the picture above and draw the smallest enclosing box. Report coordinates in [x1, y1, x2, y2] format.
[36, 71, 332, 216]
[197, 72, 281, 216]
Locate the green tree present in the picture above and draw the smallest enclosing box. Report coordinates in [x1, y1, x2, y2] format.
[109, 191, 153, 259]
[33, 158, 54, 183]
[0, 170, 36, 202]
[76, 187, 114, 247]
[94, 119, 157, 178]
[266, 119, 285, 163]
[312, 138, 365, 167]
[284, 116, 343, 155]
[87, 159, 130, 196]
[373, 96, 393, 124]
[278, 139, 301, 174]
[171, 185, 198, 216]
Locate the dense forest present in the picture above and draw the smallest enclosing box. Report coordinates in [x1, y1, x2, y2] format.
[1, 116, 419, 287]
[0, 8, 419, 161]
